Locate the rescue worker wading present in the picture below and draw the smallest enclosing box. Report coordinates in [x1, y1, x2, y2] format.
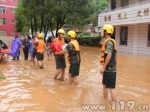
[55, 31, 81, 85]
[54, 29, 66, 81]
[36, 33, 45, 69]
[56, 29, 65, 47]
[100, 24, 117, 101]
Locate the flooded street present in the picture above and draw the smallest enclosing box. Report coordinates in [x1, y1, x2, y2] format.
[0, 46, 150, 112]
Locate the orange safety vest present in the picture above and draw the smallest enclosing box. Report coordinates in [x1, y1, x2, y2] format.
[36, 40, 45, 53]
[101, 38, 117, 66]
[67, 40, 81, 64]
[56, 37, 65, 47]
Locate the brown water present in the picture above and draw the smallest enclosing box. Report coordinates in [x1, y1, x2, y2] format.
[0, 46, 150, 112]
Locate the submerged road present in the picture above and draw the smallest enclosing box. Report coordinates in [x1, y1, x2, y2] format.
[0, 46, 150, 112]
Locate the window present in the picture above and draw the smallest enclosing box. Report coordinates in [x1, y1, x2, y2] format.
[0, 18, 6, 25]
[0, 0, 6, 2]
[0, 30, 6, 36]
[11, 8, 15, 13]
[11, 20, 15, 24]
[0, 6, 5, 13]
[121, 0, 129, 7]
[11, 31, 15, 35]
[111, 0, 116, 10]
[148, 25, 150, 47]
[120, 26, 128, 45]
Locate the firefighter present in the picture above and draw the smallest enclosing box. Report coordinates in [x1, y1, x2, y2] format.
[100, 24, 117, 101]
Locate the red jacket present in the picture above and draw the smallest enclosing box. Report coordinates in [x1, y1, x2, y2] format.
[50, 42, 62, 54]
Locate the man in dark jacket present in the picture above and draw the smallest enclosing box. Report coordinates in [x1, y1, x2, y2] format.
[22, 34, 29, 60]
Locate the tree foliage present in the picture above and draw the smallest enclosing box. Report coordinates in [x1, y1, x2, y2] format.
[15, 1, 28, 34]
[15, 0, 108, 39]
[92, 0, 108, 26]
[15, 0, 95, 40]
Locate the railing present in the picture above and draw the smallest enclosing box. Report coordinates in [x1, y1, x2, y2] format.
[100, 0, 150, 14]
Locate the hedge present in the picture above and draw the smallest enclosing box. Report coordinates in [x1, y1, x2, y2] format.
[64, 35, 102, 47]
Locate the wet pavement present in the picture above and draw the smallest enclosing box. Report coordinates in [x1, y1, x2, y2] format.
[0, 46, 150, 112]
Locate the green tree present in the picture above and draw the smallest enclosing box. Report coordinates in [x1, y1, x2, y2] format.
[15, 0, 95, 40]
[15, 1, 29, 34]
[92, 0, 108, 26]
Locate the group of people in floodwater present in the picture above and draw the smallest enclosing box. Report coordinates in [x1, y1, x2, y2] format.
[0, 29, 81, 85]
[0, 24, 117, 101]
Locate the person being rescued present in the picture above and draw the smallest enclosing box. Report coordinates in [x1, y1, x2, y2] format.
[55, 31, 81, 85]
[0, 40, 9, 62]
[0, 40, 8, 50]
[49, 36, 62, 55]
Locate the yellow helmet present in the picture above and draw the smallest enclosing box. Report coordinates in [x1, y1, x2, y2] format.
[57, 29, 65, 34]
[67, 31, 76, 38]
[103, 24, 114, 34]
[38, 33, 43, 38]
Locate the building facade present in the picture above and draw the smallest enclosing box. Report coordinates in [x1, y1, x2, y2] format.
[0, 0, 18, 37]
[98, 0, 150, 55]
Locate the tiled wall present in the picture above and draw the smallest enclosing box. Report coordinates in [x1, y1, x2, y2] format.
[115, 24, 150, 55]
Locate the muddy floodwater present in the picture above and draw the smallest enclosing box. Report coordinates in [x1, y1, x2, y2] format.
[0, 46, 150, 112]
